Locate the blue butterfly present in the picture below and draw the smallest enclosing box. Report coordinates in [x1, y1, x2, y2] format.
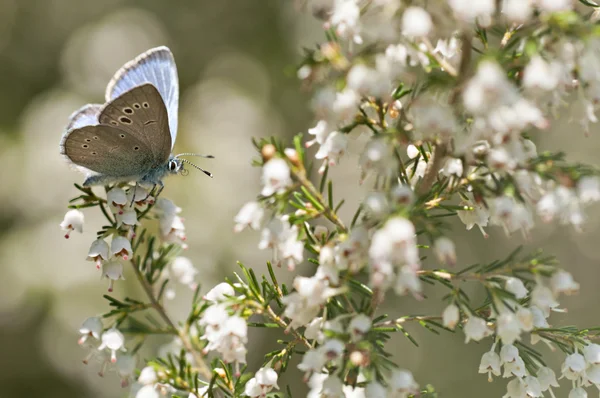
[60, 46, 212, 191]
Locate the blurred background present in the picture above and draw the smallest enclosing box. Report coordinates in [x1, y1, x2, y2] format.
[0, 0, 598, 397]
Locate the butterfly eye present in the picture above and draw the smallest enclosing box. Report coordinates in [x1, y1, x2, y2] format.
[169, 161, 177, 171]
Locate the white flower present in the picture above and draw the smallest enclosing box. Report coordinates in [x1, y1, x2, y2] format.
[244, 367, 279, 397]
[523, 376, 543, 397]
[578, 176, 600, 203]
[261, 158, 292, 197]
[584, 344, 600, 365]
[60, 209, 84, 239]
[442, 304, 460, 330]
[234, 201, 264, 233]
[448, 0, 496, 27]
[479, 350, 501, 382]
[315, 131, 348, 171]
[107, 187, 127, 214]
[531, 284, 559, 316]
[321, 375, 345, 397]
[282, 276, 337, 329]
[332, 88, 360, 122]
[111, 236, 133, 261]
[136, 385, 159, 398]
[306, 120, 330, 148]
[550, 270, 579, 295]
[117, 209, 139, 228]
[463, 61, 517, 114]
[537, 366, 559, 391]
[569, 387, 588, 398]
[102, 260, 124, 292]
[369, 217, 419, 266]
[116, 354, 136, 387]
[214, 316, 248, 364]
[505, 277, 528, 299]
[363, 192, 389, 220]
[98, 327, 125, 363]
[457, 199, 489, 238]
[391, 185, 415, 206]
[500, 344, 520, 364]
[204, 283, 234, 302]
[523, 55, 562, 92]
[87, 239, 109, 270]
[562, 352, 587, 380]
[440, 158, 463, 177]
[78, 316, 103, 345]
[348, 314, 371, 342]
[503, 355, 527, 378]
[402, 7, 432, 37]
[434, 237, 456, 267]
[170, 257, 198, 290]
[394, 264, 422, 297]
[388, 369, 419, 396]
[138, 366, 157, 385]
[464, 316, 492, 343]
[330, 0, 362, 44]
[335, 226, 369, 272]
[305, 317, 324, 342]
[502, 0, 533, 23]
[497, 311, 523, 345]
[503, 377, 525, 398]
[365, 381, 387, 398]
[280, 224, 304, 271]
[537, 0, 573, 12]
[298, 349, 327, 373]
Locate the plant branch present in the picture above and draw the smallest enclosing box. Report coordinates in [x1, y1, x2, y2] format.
[292, 167, 348, 233]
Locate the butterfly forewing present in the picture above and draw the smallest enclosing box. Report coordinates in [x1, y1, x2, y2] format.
[61, 125, 155, 177]
[98, 84, 171, 165]
[105, 46, 179, 148]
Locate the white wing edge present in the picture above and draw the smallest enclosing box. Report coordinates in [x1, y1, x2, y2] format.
[59, 104, 103, 177]
[105, 46, 176, 102]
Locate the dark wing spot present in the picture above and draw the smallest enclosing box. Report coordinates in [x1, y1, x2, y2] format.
[133, 103, 141, 109]
[142, 102, 150, 108]
[82, 144, 89, 148]
[85, 139, 91, 142]
[119, 117, 132, 124]
[110, 121, 118, 126]
[91, 152, 97, 155]
[144, 120, 156, 126]
[93, 136, 99, 140]
[120, 134, 126, 138]
[133, 146, 140, 151]
[123, 107, 133, 114]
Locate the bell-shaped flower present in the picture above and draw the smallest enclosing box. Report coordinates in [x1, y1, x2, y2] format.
[107, 187, 127, 214]
[60, 209, 84, 239]
[87, 239, 110, 269]
[78, 316, 103, 345]
[98, 327, 126, 363]
[102, 260, 125, 292]
[111, 236, 133, 261]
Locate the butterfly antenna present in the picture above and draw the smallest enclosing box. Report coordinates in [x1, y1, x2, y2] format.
[176, 153, 215, 159]
[180, 158, 213, 178]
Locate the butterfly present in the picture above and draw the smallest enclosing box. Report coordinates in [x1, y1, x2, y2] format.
[60, 46, 212, 193]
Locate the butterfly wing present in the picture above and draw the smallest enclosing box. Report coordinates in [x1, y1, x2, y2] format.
[60, 124, 155, 177]
[99, 83, 171, 166]
[105, 46, 179, 149]
[66, 103, 103, 130]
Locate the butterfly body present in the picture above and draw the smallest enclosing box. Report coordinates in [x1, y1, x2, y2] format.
[60, 47, 194, 188]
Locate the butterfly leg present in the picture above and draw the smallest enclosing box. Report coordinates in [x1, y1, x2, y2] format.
[130, 183, 138, 207]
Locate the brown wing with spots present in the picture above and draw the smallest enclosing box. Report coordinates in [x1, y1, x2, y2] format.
[60, 124, 154, 177]
[98, 83, 171, 165]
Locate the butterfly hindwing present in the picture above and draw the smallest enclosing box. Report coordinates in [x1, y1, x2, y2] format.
[60, 124, 155, 177]
[98, 83, 171, 166]
[105, 46, 179, 149]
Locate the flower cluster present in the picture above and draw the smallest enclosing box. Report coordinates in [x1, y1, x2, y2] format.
[61, 1, 600, 397]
